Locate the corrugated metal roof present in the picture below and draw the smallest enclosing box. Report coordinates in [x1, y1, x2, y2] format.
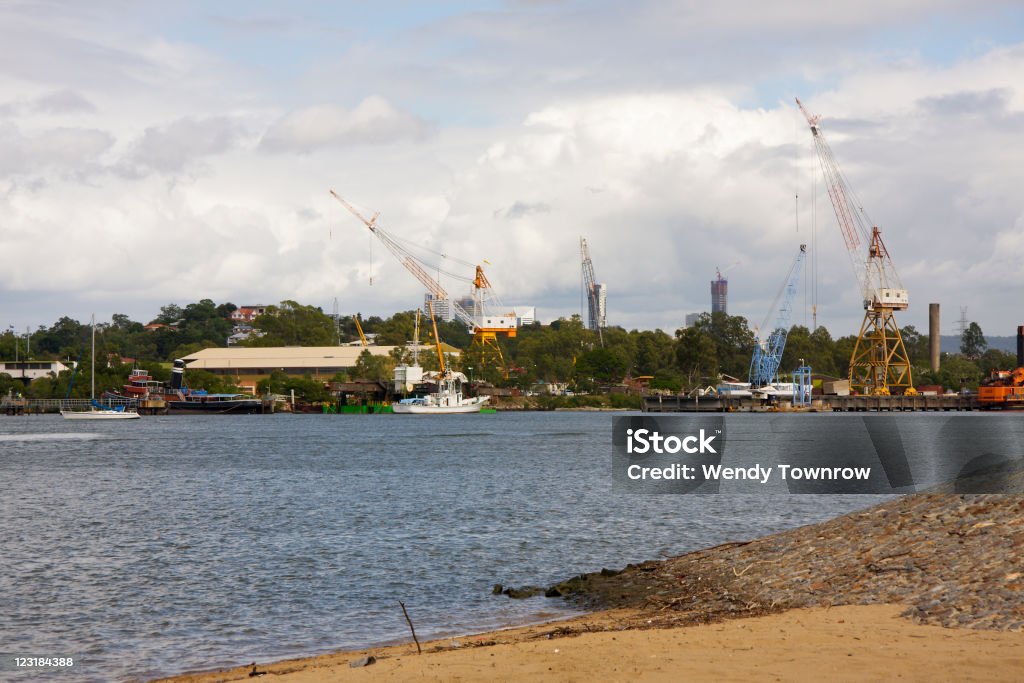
[181, 345, 459, 370]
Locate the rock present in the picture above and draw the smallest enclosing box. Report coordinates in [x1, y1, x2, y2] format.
[503, 586, 545, 599]
[349, 656, 376, 668]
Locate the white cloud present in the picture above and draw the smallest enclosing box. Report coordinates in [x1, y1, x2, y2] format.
[260, 97, 433, 153]
[1, 1, 1023, 339]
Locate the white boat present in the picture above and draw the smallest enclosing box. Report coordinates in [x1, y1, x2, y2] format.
[716, 380, 753, 398]
[61, 401, 140, 420]
[61, 315, 140, 420]
[392, 299, 490, 414]
[393, 374, 490, 414]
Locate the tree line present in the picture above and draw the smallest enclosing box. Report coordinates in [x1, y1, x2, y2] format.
[1, 299, 1015, 401]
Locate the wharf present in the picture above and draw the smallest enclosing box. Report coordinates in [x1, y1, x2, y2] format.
[642, 393, 979, 413]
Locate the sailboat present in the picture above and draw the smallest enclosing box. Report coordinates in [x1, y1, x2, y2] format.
[61, 315, 140, 420]
[392, 301, 490, 414]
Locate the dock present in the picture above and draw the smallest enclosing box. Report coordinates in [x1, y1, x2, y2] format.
[642, 393, 979, 413]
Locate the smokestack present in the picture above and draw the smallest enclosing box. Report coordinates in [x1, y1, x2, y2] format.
[171, 359, 186, 390]
[929, 304, 940, 373]
[1017, 325, 1024, 368]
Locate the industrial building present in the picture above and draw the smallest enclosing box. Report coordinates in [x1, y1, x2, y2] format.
[181, 345, 458, 395]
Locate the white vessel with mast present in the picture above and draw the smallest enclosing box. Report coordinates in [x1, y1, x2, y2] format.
[392, 301, 489, 414]
[61, 315, 140, 420]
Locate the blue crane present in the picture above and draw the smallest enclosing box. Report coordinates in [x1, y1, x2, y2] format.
[749, 244, 807, 387]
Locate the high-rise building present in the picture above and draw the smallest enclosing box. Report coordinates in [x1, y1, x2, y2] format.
[594, 283, 607, 329]
[711, 272, 728, 315]
[509, 306, 537, 326]
[685, 312, 703, 328]
[424, 293, 453, 322]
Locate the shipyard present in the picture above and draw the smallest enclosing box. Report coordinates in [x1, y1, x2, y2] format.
[3, 2, 1024, 683]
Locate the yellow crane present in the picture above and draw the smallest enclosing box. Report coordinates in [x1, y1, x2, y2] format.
[796, 98, 913, 395]
[330, 190, 517, 376]
[353, 314, 369, 347]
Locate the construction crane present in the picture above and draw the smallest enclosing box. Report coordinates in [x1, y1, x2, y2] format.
[330, 190, 517, 375]
[354, 313, 369, 347]
[579, 237, 606, 346]
[795, 98, 914, 395]
[749, 244, 806, 387]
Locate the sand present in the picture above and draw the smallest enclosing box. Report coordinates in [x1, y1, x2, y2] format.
[156, 493, 1024, 681]
[156, 604, 1024, 682]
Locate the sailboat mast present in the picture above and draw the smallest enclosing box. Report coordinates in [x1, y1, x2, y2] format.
[91, 314, 95, 401]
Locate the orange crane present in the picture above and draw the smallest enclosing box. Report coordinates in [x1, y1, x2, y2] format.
[796, 98, 914, 395]
[330, 190, 517, 376]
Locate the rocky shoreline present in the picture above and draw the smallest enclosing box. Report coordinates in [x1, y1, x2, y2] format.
[500, 492, 1024, 634]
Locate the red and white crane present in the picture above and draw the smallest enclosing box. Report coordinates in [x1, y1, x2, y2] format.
[795, 98, 914, 395]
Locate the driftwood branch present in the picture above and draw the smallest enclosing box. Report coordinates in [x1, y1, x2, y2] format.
[399, 600, 422, 654]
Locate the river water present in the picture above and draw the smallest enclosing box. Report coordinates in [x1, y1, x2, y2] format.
[1, 412, 894, 681]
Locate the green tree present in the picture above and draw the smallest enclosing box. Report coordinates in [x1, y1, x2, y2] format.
[960, 322, 987, 360]
[353, 349, 394, 382]
[633, 329, 676, 376]
[575, 347, 629, 385]
[674, 325, 718, 388]
[246, 301, 336, 346]
[977, 349, 1016, 374]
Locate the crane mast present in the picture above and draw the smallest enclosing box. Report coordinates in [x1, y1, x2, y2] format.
[795, 98, 914, 395]
[331, 190, 517, 376]
[749, 244, 806, 387]
[579, 237, 605, 346]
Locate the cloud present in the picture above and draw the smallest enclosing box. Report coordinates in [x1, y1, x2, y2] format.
[0, 123, 114, 178]
[498, 201, 551, 220]
[260, 97, 434, 153]
[123, 116, 243, 174]
[32, 89, 97, 114]
[916, 88, 1011, 116]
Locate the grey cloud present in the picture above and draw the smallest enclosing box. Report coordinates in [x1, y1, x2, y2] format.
[0, 123, 114, 178]
[260, 97, 433, 153]
[33, 89, 97, 114]
[917, 88, 1011, 116]
[125, 116, 241, 173]
[497, 201, 551, 220]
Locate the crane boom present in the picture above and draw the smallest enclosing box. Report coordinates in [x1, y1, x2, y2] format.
[354, 314, 369, 347]
[795, 98, 913, 395]
[794, 98, 906, 313]
[331, 189, 518, 377]
[749, 244, 806, 387]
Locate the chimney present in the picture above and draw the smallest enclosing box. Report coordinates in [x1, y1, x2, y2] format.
[929, 304, 940, 373]
[171, 359, 186, 390]
[1017, 325, 1024, 368]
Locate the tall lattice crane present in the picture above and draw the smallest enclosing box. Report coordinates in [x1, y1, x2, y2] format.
[749, 244, 806, 387]
[579, 237, 605, 346]
[330, 190, 517, 375]
[795, 98, 914, 395]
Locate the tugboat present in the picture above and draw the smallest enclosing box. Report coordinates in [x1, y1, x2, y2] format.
[107, 360, 267, 414]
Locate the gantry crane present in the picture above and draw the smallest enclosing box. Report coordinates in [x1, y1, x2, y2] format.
[796, 98, 914, 395]
[749, 244, 806, 387]
[330, 190, 517, 375]
[579, 237, 605, 346]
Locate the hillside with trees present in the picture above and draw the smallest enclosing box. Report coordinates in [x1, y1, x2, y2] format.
[1, 299, 1017, 403]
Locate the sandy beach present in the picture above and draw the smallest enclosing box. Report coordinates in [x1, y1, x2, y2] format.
[157, 492, 1024, 682]
[156, 604, 1024, 682]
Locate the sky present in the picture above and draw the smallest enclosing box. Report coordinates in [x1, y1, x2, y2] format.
[2, 0, 1023, 338]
